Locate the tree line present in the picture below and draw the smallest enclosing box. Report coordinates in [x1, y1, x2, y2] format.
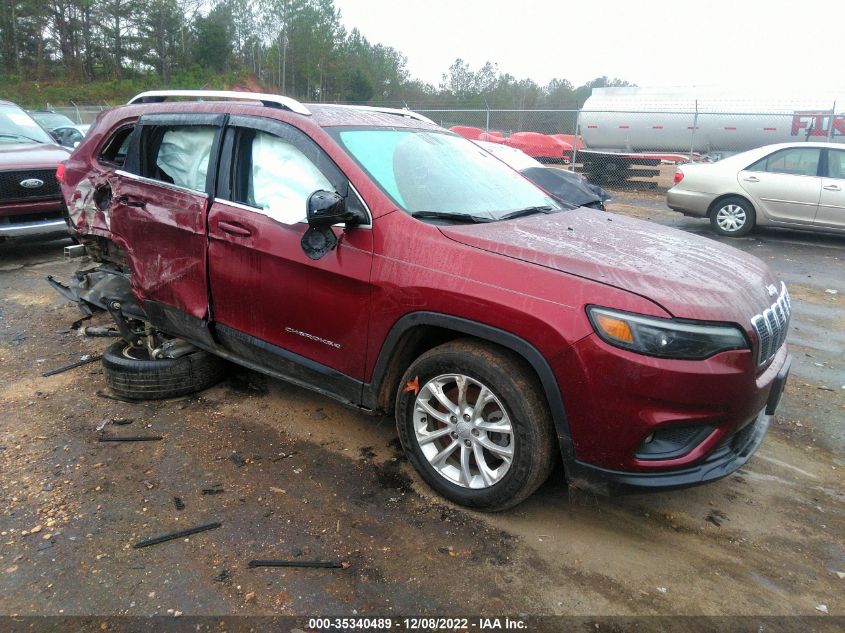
[0, 0, 632, 107]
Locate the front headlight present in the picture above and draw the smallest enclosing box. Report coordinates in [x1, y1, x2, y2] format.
[587, 306, 749, 360]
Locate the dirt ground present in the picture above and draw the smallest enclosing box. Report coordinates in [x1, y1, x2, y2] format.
[0, 199, 843, 626]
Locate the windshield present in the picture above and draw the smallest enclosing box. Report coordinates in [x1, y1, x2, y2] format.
[0, 105, 54, 144]
[331, 128, 559, 220]
[30, 111, 75, 130]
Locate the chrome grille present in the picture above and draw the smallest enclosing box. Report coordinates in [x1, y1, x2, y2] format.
[751, 283, 790, 366]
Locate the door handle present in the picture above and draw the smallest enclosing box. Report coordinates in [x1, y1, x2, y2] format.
[117, 195, 145, 208]
[743, 176, 760, 183]
[218, 220, 253, 237]
[823, 184, 842, 191]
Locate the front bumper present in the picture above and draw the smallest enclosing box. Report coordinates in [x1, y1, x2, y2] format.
[0, 198, 68, 238]
[0, 217, 68, 238]
[560, 351, 790, 494]
[567, 408, 770, 494]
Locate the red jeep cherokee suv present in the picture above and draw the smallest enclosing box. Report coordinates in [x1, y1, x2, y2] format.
[54, 90, 791, 510]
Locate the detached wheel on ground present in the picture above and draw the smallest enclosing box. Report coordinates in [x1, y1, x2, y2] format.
[710, 197, 756, 237]
[395, 339, 556, 511]
[102, 340, 227, 400]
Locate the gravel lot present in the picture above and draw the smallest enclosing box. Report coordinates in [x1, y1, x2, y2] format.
[0, 196, 843, 624]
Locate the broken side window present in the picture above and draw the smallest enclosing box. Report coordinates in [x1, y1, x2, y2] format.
[99, 125, 135, 167]
[234, 130, 333, 225]
[141, 125, 216, 192]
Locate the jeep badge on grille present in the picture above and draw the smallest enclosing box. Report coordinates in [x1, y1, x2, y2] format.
[20, 178, 45, 189]
[766, 284, 778, 297]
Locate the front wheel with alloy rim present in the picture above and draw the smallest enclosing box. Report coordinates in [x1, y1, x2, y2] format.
[710, 197, 756, 237]
[395, 339, 556, 511]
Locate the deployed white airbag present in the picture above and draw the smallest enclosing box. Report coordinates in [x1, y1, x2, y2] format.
[156, 127, 215, 192]
[251, 132, 333, 225]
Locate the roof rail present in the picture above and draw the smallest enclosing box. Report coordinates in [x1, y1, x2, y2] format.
[127, 90, 311, 116]
[342, 105, 435, 125]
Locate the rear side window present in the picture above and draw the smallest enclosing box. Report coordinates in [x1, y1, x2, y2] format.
[827, 150, 845, 179]
[140, 125, 216, 192]
[747, 147, 821, 176]
[99, 126, 134, 167]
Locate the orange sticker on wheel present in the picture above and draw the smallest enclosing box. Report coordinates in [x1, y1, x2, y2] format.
[403, 376, 420, 396]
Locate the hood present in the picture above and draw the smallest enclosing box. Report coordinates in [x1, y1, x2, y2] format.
[440, 209, 778, 325]
[0, 142, 70, 170]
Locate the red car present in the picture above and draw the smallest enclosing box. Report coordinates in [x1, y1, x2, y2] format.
[504, 131, 573, 163]
[55, 90, 791, 510]
[0, 100, 70, 240]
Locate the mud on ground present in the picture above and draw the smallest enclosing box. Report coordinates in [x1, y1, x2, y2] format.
[0, 228, 843, 620]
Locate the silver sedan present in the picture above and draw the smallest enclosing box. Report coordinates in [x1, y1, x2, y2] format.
[667, 142, 845, 236]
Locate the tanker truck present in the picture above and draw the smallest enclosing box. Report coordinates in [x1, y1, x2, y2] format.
[577, 87, 845, 185]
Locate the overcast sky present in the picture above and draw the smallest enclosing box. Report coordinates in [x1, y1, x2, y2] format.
[332, 0, 842, 92]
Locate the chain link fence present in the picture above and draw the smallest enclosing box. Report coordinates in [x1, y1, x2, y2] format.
[416, 108, 845, 192]
[36, 100, 845, 193]
[41, 105, 109, 125]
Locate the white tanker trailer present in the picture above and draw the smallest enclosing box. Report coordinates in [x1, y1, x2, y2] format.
[576, 87, 845, 185]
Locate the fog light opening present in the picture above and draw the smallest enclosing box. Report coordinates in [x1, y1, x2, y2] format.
[635, 424, 716, 460]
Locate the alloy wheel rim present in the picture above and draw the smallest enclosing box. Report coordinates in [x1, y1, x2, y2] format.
[412, 373, 514, 489]
[716, 204, 747, 232]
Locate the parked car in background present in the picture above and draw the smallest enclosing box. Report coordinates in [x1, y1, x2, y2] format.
[476, 140, 611, 209]
[667, 142, 845, 236]
[28, 110, 89, 148]
[0, 100, 70, 240]
[500, 131, 572, 164]
[451, 126, 573, 163]
[56, 90, 790, 511]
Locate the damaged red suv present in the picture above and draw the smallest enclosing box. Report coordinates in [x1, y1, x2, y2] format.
[54, 90, 791, 510]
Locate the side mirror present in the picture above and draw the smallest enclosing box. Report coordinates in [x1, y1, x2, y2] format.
[301, 190, 368, 260]
[306, 190, 348, 228]
[301, 190, 347, 261]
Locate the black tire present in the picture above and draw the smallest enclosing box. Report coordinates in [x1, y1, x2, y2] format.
[102, 341, 227, 400]
[709, 196, 756, 237]
[395, 339, 556, 511]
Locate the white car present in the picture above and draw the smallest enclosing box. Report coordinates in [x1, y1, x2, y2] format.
[667, 142, 845, 236]
[28, 110, 89, 148]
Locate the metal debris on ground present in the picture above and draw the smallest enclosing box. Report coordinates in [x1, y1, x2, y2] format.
[213, 569, 231, 582]
[98, 434, 163, 442]
[247, 559, 349, 569]
[202, 484, 225, 495]
[83, 326, 120, 338]
[70, 314, 93, 330]
[133, 522, 222, 549]
[173, 497, 185, 511]
[41, 354, 103, 377]
[96, 417, 134, 432]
